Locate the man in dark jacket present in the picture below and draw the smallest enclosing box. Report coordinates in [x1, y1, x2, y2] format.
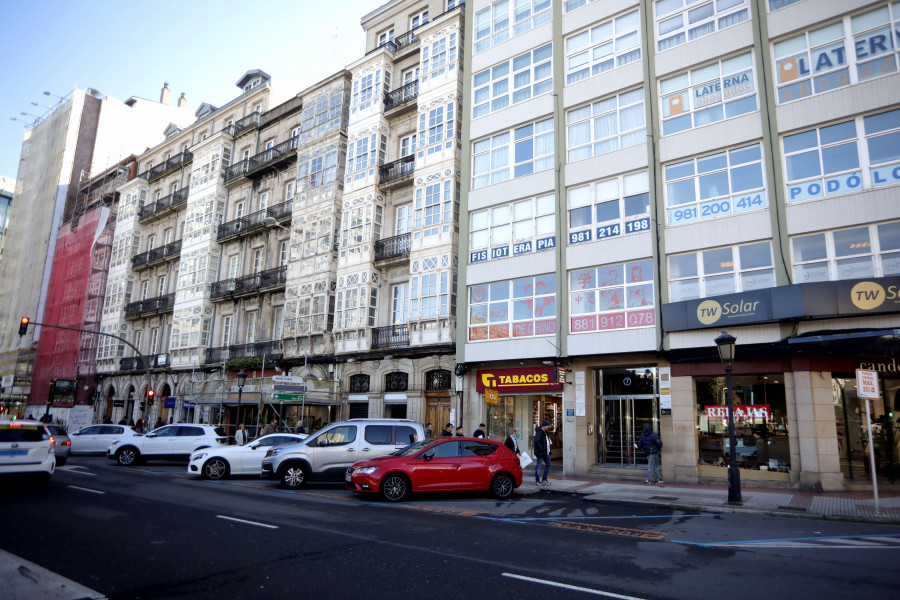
[440, 423, 454, 437]
[638, 422, 663, 484]
[504, 429, 520, 455]
[473, 423, 486, 439]
[533, 420, 552, 485]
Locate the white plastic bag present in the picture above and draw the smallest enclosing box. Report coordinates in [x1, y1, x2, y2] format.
[518, 450, 533, 468]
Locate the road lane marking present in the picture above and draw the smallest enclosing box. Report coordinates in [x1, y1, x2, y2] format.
[216, 515, 278, 529]
[67, 485, 105, 494]
[489, 514, 715, 521]
[672, 533, 900, 548]
[503, 573, 645, 599]
[57, 465, 97, 476]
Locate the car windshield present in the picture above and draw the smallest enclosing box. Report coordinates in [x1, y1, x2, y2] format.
[391, 439, 438, 457]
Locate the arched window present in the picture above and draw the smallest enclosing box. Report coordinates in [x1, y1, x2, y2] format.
[349, 374, 370, 393]
[385, 371, 408, 392]
[425, 369, 451, 391]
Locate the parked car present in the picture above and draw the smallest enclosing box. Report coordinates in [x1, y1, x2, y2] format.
[107, 424, 226, 465]
[262, 419, 425, 489]
[188, 433, 308, 480]
[0, 420, 56, 486]
[70, 424, 140, 455]
[346, 437, 523, 502]
[44, 425, 71, 466]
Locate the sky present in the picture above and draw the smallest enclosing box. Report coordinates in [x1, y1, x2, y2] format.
[0, 0, 384, 180]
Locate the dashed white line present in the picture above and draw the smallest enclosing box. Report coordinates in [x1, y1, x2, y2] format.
[502, 573, 645, 599]
[67, 485, 105, 494]
[216, 515, 278, 529]
[57, 465, 97, 476]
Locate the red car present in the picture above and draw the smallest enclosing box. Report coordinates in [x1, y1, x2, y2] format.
[346, 437, 523, 501]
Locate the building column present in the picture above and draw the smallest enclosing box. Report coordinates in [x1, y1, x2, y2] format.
[789, 370, 844, 491]
[671, 375, 700, 483]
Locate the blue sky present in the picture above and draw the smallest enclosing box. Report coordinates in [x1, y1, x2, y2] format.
[0, 0, 380, 179]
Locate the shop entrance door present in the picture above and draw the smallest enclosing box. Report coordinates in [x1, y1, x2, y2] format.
[599, 396, 655, 466]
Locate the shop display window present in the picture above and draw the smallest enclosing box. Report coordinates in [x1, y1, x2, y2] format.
[695, 375, 790, 472]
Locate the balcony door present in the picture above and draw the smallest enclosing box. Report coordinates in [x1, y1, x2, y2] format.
[395, 205, 412, 235]
[246, 312, 257, 344]
[392, 284, 409, 325]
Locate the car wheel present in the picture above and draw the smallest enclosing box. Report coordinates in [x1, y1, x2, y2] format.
[116, 446, 139, 466]
[491, 472, 515, 500]
[380, 473, 409, 502]
[280, 463, 309, 489]
[202, 458, 229, 480]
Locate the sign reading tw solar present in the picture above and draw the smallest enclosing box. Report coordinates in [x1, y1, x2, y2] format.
[475, 367, 563, 392]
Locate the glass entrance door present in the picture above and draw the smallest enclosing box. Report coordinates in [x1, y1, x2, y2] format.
[599, 396, 655, 466]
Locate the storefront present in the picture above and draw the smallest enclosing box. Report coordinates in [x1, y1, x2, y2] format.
[595, 367, 660, 469]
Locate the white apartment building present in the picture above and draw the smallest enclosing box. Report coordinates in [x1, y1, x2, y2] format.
[457, 0, 900, 490]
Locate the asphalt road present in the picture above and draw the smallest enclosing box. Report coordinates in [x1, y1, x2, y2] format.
[2, 456, 899, 600]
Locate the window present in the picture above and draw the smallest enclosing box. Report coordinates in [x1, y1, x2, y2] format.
[280, 242, 288, 267]
[341, 203, 382, 253]
[470, 194, 555, 263]
[177, 248, 219, 296]
[284, 181, 295, 202]
[228, 255, 239, 279]
[414, 180, 455, 238]
[655, 0, 749, 52]
[134, 330, 143, 355]
[182, 194, 224, 243]
[783, 108, 900, 203]
[273, 307, 283, 340]
[150, 328, 159, 354]
[568, 171, 651, 246]
[565, 9, 641, 85]
[791, 221, 900, 283]
[157, 276, 166, 297]
[312, 425, 357, 447]
[347, 133, 379, 181]
[665, 143, 767, 226]
[258, 191, 269, 211]
[253, 249, 263, 273]
[570, 260, 655, 333]
[396, 204, 413, 234]
[299, 149, 340, 189]
[140, 280, 149, 301]
[472, 118, 554, 189]
[246, 312, 257, 344]
[297, 292, 330, 334]
[567, 88, 645, 162]
[475, 0, 551, 53]
[170, 313, 212, 350]
[236, 202, 245, 219]
[473, 44, 552, 119]
[392, 284, 409, 324]
[402, 67, 419, 85]
[422, 32, 458, 83]
[660, 52, 758, 136]
[417, 102, 455, 156]
[378, 29, 394, 46]
[769, 0, 804, 11]
[400, 135, 417, 157]
[669, 241, 775, 301]
[410, 257, 454, 320]
[164, 228, 173, 245]
[565, 0, 599, 12]
[351, 69, 383, 113]
[147, 235, 156, 251]
[410, 10, 429, 29]
[468, 274, 557, 341]
[365, 425, 393, 445]
[222, 316, 232, 346]
[336, 286, 362, 329]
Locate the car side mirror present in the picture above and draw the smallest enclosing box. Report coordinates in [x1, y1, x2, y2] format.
[319, 438, 329, 447]
[250, 442, 259, 449]
[423, 450, 435, 461]
[71, 431, 80, 436]
[146, 432, 157, 438]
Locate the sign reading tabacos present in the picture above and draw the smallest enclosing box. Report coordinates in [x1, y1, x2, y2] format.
[475, 367, 563, 392]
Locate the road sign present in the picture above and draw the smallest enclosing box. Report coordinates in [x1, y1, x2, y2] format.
[273, 393, 305, 401]
[272, 375, 304, 384]
[485, 388, 499, 404]
[856, 369, 880, 399]
[273, 384, 307, 392]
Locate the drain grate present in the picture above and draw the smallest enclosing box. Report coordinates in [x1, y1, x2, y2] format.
[650, 495, 680, 500]
[777, 505, 808, 512]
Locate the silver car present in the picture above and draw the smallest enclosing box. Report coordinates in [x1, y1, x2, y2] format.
[44, 425, 70, 466]
[261, 419, 424, 489]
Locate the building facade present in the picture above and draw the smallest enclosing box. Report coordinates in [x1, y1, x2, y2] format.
[456, 0, 900, 490]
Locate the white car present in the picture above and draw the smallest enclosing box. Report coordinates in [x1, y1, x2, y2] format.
[108, 423, 226, 465]
[0, 420, 55, 486]
[70, 424, 140, 455]
[188, 433, 308, 480]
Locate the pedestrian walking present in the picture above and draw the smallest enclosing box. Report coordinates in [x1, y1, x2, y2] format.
[473, 423, 486, 439]
[637, 422, 663, 484]
[260, 418, 277, 437]
[504, 429, 520, 455]
[533, 420, 552, 485]
[235, 423, 248, 446]
[440, 423, 454, 437]
[424, 422, 434, 438]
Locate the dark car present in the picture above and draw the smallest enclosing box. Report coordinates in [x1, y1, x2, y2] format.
[346, 437, 523, 502]
[44, 424, 70, 466]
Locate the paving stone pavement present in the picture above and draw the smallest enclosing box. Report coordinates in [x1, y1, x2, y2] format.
[517, 471, 900, 523]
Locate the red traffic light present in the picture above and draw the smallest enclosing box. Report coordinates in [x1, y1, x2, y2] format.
[18, 317, 30, 336]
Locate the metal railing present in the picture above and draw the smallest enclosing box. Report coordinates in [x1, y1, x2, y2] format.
[224, 136, 300, 180]
[393, 29, 419, 51]
[138, 187, 189, 221]
[124, 293, 176, 318]
[384, 80, 418, 111]
[371, 324, 410, 349]
[232, 111, 261, 135]
[217, 200, 292, 241]
[379, 155, 415, 184]
[204, 340, 283, 364]
[374, 232, 411, 261]
[119, 353, 170, 371]
[131, 239, 181, 270]
[210, 265, 287, 299]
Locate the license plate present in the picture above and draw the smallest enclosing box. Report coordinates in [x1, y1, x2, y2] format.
[0, 450, 27, 456]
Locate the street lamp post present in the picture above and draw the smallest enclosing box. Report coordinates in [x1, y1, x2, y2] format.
[715, 329, 742, 505]
[236, 370, 247, 431]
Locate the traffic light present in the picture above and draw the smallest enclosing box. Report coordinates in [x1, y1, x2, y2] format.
[18, 317, 29, 336]
[147, 389, 155, 405]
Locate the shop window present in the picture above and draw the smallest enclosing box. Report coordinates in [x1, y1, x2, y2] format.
[349, 374, 370, 393]
[695, 375, 790, 473]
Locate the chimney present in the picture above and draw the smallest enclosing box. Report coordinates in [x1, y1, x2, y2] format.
[178, 92, 187, 108]
[160, 82, 171, 104]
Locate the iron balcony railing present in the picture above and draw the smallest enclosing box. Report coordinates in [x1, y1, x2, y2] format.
[124, 293, 176, 318]
[374, 232, 411, 261]
[138, 187, 189, 222]
[131, 239, 182, 270]
[210, 265, 287, 300]
[224, 136, 300, 181]
[393, 29, 420, 51]
[217, 200, 292, 241]
[232, 111, 261, 135]
[371, 324, 410, 349]
[384, 80, 418, 111]
[379, 155, 415, 184]
[204, 340, 283, 364]
[148, 151, 193, 181]
[224, 159, 251, 181]
[119, 353, 170, 372]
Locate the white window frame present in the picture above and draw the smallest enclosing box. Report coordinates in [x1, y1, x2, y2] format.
[467, 274, 557, 341]
[222, 316, 232, 347]
[150, 328, 160, 354]
[473, 43, 552, 119]
[566, 88, 645, 163]
[470, 194, 556, 263]
[654, 0, 750, 53]
[567, 171, 651, 247]
[569, 260, 656, 334]
[565, 9, 641, 85]
[791, 221, 900, 283]
[246, 311, 257, 344]
[472, 118, 554, 189]
[669, 241, 776, 301]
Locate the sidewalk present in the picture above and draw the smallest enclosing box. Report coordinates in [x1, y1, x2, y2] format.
[518, 469, 900, 524]
[0, 548, 105, 600]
